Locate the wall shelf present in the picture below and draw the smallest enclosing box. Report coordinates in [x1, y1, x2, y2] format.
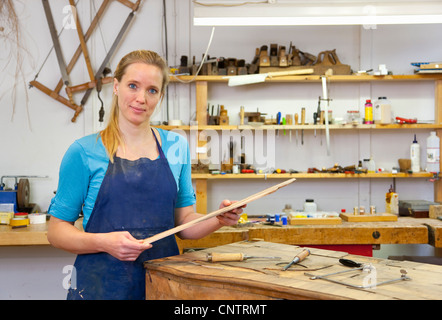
[169, 74, 442, 214]
[191, 172, 436, 180]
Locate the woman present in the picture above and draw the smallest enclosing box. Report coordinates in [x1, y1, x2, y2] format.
[47, 50, 243, 300]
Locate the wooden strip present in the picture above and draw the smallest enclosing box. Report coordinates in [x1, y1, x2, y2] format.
[69, 0, 95, 82]
[142, 178, 296, 244]
[54, 0, 110, 93]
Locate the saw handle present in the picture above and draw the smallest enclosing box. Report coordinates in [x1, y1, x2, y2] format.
[207, 252, 244, 262]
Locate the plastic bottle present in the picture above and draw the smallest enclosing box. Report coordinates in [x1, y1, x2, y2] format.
[410, 134, 420, 173]
[303, 199, 317, 213]
[364, 99, 373, 124]
[426, 131, 440, 173]
[374, 97, 392, 124]
[367, 156, 376, 173]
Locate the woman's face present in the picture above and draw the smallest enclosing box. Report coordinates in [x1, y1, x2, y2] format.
[113, 62, 163, 127]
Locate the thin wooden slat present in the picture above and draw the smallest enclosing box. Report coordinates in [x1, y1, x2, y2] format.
[142, 178, 296, 244]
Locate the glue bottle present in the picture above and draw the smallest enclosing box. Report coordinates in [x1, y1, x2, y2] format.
[410, 134, 420, 173]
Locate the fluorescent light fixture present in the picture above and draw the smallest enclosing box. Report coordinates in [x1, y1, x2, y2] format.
[193, 1, 442, 26]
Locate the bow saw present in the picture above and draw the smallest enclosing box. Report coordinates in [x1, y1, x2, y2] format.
[30, 0, 141, 122]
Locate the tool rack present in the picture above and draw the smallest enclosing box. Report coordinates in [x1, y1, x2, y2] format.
[164, 74, 442, 214]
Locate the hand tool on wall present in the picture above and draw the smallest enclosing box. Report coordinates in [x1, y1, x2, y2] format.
[276, 111, 281, 136]
[321, 76, 331, 155]
[301, 107, 305, 145]
[31, 0, 141, 122]
[41, 0, 71, 88]
[283, 249, 310, 270]
[286, 114, 293, 142]
[294, 113, 299, 145]
[226, 69, 314, 86]
[207, 252, 281, 262]
[142, 178, 296, 245]
[79, 4, 140, 109]
[69, 0, 95, 82]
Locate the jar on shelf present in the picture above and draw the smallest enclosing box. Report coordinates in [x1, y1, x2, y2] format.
[346, 110, 361, 125]
[303, 199, 317, 213]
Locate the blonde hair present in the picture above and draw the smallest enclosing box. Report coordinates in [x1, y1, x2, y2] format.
[100, 50, 169, 162]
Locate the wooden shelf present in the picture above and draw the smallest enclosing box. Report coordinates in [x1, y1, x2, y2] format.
[156, 123, 442, 130]
[192, 172, 435, 180]
[170, 74, 442, 83]
[170, 73, 442, 213]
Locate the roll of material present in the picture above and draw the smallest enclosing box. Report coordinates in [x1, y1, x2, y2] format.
[10, 218, 30, 227]
[29, 213, 47, 224]
[168, 119, 183, 126]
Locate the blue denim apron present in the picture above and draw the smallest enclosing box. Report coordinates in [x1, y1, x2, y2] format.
[67, 130, 179, 300]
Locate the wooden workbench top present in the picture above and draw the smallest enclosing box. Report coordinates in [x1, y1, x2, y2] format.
[1, 217, 441, 248]
[144, 241, 442, 300]
[177, 217, 442, 249]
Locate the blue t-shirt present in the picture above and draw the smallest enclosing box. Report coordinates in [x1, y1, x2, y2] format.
[48, 128, 196, 229]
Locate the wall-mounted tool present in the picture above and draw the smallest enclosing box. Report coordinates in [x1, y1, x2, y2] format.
[321, 77, 331, 155]
[286, 114, 293, 142]
[30, 0, 142, 122]
[301, 107, 306, 145]
[219, 105, 229, 125]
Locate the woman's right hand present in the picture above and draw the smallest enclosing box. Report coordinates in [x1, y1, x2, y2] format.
[100, 231, 153, 261]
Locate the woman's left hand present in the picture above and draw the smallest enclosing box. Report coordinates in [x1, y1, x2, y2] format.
[216, 199, 246, 227]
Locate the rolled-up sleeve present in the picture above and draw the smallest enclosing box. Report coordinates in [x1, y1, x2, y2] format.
[48, 141, 90, 222]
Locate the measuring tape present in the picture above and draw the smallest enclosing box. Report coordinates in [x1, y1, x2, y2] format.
[9, 218, 30, 227]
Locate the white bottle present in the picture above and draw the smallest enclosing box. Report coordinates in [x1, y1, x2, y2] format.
[410, 134, 420, 173]
[367, 156, 376, 173]
[374, 97, 392, 124]
[426, 131, 440, 173]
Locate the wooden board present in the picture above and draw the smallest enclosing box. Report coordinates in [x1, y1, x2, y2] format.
[144, 241, 442, 300]
[289, 217, 342, 225]
[340, 212, 398, 222]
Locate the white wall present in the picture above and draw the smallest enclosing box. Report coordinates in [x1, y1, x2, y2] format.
[1, 0, 442, 299]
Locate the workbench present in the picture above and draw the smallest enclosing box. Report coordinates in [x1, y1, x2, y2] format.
[144, 241, 442, 300]
[1, 218, 441, 254]
[175, 217, 442, 256]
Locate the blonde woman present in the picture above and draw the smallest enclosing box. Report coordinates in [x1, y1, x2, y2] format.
[47, 50, 243, 300]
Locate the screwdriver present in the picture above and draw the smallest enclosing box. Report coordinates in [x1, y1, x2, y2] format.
[283, 249, 310, 270]
[207, 252, 281, 262]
